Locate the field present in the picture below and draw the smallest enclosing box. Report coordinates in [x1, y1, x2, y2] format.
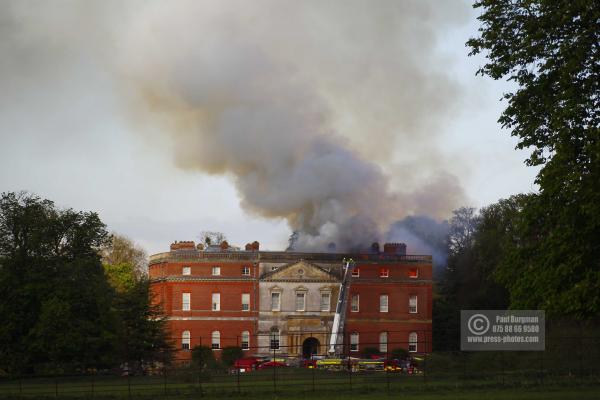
[1, 367, 599, 400]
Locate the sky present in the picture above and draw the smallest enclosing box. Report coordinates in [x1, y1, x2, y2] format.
[0, 0, 539, 255]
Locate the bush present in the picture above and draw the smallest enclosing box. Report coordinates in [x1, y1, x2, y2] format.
[362, 347, 381, 358]
[221, 346, 243, 367]
[191, 346, 217, 370]
[390, 348, 409, 360]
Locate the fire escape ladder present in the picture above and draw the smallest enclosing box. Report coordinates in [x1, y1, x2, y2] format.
[328, 259, 354, 355]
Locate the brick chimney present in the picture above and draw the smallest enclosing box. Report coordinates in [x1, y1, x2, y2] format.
[220, 240, 229, 250]
[245, 243, 253, 251]
[383, 242, 407, 255]
[371, 242, 380, 253]
[251, 241, 260, 251]
[170, 241, 196, 251]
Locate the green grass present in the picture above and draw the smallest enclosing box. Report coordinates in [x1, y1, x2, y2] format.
[0, 369, 598, 399]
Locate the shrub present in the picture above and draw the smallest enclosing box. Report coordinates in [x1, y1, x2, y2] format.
[221, 346, 243, 367]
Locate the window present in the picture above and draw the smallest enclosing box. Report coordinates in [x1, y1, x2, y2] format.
[379, 332, 388, 353]
[181, 330, 191, 350]
[182, 293, 191, 311]
[379, 268, 389, 278]
[350, 332, 359, 352]
[380, 294, 389, 313]
[408, 332, 418, 352]
[212, 266, 221, 276]
[241, 293, 250, 311]
[241, 331, 250, 350]
[212, 293, 220, 311]
[295, 292, 306, 312]
[409, 295, 417, 314]
[182, 266, 191, 275]
[212, 331, 220, 350]
[320, 292, 331, 312]
[270, 327, 280, 350]
[271, 292, 281, 311]
[242, 266, 250, 276]
[351, 294, 359, 312]
[271, 266, 279, 271]
[351, 268, 360, 277]
[409, 268, 419, 278]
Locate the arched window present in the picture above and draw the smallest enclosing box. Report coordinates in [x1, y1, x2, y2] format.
[379, 332, 388, 353]
[241, 331, 250, 350]
[408, 332, 418, 353]
[270, 327, 280, 350]
[350, 332, 359, 352]
[212, 331, 221, 350]
[181, 330, 191, 350]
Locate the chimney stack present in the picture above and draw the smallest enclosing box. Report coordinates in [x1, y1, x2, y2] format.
[383, 242, 407, 255]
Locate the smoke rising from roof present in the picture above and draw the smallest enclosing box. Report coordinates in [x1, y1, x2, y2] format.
[1, 0, 470, 251]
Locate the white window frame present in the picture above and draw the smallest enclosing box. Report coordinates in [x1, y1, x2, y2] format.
[212, 293, 221, 311]
[380, 294, 389, 313]
[379, 332, 388, 353]
[271, 292, 281, 311]
[241, 331, 250, 350]
[351, 294, 359, 312]
[242, 266, 250, 276]
[409, 295, 418, 314]
[212, 331, 221, 350]
[241, 293, 250, 311]
[182, 266, 191, 275]
[350, 332, 359, 352]
[409, 268, 419, 279]
[380, 268, 389, 278]
[181, 330, 191, 350]
[270, 328, 280, 350]
[182, 293, 191, 311]
[212, 266, 221, 276]
[320, 291, 331, 312]
[295, 291, 306, 312]
[351, 268, 360, 278]
[408, 332, 418, 352]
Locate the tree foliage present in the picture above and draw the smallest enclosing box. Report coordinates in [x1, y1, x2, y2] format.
[0, 192, 116, 373]
[468, 0, 600, 318]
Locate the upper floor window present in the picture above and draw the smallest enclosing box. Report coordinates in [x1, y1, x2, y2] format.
[271, 292, 281, 311]
[182, 293, 191, 311]
[212, 266, 221, 276]
[212, 331, 221, 350]
[351, 294, 359, 312]
[380, 294, 389, 312]
[295, 292, 306, 312]
[212, 293, 221, 311]
[351, 268, 360, 278]
[241, 331, 250, 350]
[320, 292, 331, 312]
[379, 268, 389, 278]
[242, 266, 250, 276]
[408, 332, 418, 352]
[408, 268, 419, 279]
[241, 293, 250, 311]
[350, 332, 359, 352]
[409, 295, 418, 314]
[182, 266, 191, 275]
[181, 330, 191, 350]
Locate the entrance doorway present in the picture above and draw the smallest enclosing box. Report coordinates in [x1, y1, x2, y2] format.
[302, 337, 320, 358]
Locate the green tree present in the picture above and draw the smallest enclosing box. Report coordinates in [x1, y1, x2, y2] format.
[191, 345, 217, 371]
[0, 192, 116, 373]
[468, 0, 600, 317]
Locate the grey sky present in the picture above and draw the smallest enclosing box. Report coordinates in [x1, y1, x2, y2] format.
[0, 1, 539, 255]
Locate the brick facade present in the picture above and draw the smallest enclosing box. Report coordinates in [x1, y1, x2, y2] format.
[149, 241, 432, 361]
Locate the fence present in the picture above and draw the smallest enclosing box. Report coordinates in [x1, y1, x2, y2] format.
[1, 333, 599, 398]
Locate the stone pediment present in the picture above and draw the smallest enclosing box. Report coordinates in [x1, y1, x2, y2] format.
[261, 260, 339, 282]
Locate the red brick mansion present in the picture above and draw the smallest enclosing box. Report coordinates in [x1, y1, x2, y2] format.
[148, 240, 432, 360]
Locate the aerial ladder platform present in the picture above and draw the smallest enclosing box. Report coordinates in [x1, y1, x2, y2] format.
[328, 258, 355, 355]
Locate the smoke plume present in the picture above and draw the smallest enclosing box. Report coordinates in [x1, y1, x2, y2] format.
[119, 1, 468, 250]
[1, 0, 470, 251]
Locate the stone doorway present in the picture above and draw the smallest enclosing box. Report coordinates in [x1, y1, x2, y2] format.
[302, 337, 320, 359]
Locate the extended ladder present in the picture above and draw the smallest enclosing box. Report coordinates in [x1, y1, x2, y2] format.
[328, 259, 354, 355]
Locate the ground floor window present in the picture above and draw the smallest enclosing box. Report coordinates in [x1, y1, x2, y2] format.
[181, 330, 190, 350]
[241, 331, 250, 350]
[379, 332, 388, 353]
[212, 331, 221, 350]
[270, 328, 280, 350]
[408, 332, 417, 352]
[350, 332, 359, 352]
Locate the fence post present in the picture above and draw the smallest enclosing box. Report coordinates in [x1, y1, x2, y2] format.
[91, 371, 95, 398]
[163, 351, 168, 397]
[540, 350, 544, 386]
[312, 362, 315, 392]
[273, 346, 276, 394]
[501, 351, 505, 386]
[127, 371, 131, 400]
